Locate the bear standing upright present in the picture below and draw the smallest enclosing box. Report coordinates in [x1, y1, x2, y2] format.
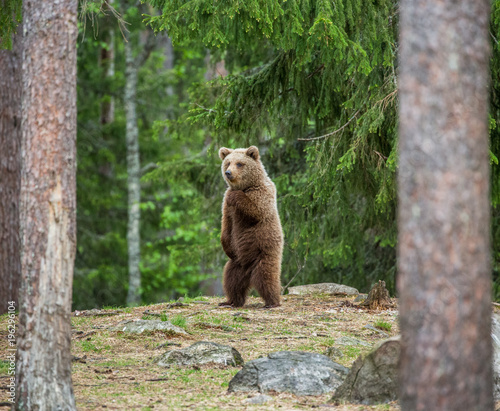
[218, 146, 283, 308]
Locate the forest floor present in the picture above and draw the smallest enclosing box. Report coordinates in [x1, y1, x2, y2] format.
[1, 294, 401, 410]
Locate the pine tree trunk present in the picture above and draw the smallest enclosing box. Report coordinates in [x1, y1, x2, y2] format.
[16, 1, 77, 409]
[398, 1, 493, 410]
[125, 40, 141, 306]
[0, 29, 21, 315]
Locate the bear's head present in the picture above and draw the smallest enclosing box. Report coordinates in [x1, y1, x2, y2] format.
[219, 146, 267, 190]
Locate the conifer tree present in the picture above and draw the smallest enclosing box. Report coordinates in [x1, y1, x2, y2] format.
[16, 0, 78, 408]
[398, 0, 493, 408]
[0, 28, 21, 314]
[144, 0, 500, 295]
[145, 0, 400, 291]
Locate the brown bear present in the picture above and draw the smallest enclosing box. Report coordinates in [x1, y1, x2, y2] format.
[218, 146, 283, 308]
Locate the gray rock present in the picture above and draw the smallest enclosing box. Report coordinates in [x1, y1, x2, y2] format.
[325, 346, 344, 360]
[337, 336, 372, 347]
[333, 336, 400, 405]
[228, 351, 349, 396]
[363, 324, 389, 338]
[157, 341, 244, 368]
[243, 394, 273, 404]
[109, 319, 187, 335]
[288, 283, 359, 296]
[354, 294, 368, 303]
[491, 313, 500, 400]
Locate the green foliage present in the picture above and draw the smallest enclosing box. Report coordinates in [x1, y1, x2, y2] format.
[169, 314, 187, 329]
[74, 0, 500, 309]
[145, 0, 399, 293]
[143, 0, 500, 297]
[0, 0, 21, 49]
[374, 320, 392, 332]
[79, 339, 102, 353]
[75, 4, 217, 309]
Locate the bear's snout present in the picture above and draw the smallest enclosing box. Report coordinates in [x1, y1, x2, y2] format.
[225, 170, 234, 180]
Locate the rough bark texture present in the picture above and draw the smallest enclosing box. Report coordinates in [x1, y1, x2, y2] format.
[0, 29, 21, 314]
[398, 1, 493, 410]
[125, 39, 142, 306]
[359, 280, 393, 310]
[16, 1, 78, 409]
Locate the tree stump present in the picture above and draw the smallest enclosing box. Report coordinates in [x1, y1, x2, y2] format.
[359, 280, 394, 310]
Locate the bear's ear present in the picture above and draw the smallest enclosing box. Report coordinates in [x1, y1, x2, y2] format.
[219, 147, 233, 160]
[246, 146, 260, 161]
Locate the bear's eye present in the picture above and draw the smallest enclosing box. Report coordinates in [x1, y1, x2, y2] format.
[236, 162, 243, 168]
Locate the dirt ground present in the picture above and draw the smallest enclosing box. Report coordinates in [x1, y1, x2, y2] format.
[1, 294, 401, 410]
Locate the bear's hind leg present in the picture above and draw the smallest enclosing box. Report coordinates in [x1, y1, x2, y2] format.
[251, 258, 281, 308]
[220, 259, 251, 308]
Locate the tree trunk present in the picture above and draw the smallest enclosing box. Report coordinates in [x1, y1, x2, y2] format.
[162, 34, 175, 97]
[100, 28, 115, 125]
[125, 40, 142, 306]
[0, 28, 21, 314]
[398, 1, 493, 410]
[16, 1, 78, 409]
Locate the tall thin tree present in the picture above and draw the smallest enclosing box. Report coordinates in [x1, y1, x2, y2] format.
[125, 29, 156, 306]
[398, 1, 493, 410]
[16, 0, 78, 409]
[125, 37, 142, 305]
[0, 29, 21, 314]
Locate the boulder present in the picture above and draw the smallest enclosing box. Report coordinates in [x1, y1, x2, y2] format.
[332, 336, 400, 405]
[288, 283, 359, 296]
[491, 313, 500, 400]
[228, 351, 349, 396]
[109, 319, 188, 335]
[157, 341, 244, 367]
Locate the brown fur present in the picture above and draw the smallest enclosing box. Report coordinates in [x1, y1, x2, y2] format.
[218, 146, 283, 308]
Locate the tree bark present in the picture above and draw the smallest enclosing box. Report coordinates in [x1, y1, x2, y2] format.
[398, 1, 493, 410]
[16, 1, 78, 409]
[0, 28, 21, 314]
[100, 28, 115, 125]
[125, 39, 142, 306]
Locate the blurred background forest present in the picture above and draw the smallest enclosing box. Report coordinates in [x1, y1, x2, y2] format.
[73, 0, 500, 310]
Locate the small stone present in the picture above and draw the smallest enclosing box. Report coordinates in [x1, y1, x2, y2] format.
[109, 320, 187, 335]
[243, 394, 272, 404]
[325, 346, 344, 360]
[337, 336, 372, 347]
[157, 341, 244, 368]
[354, 294, 368, 303]
[288, 283, 359, 296]
[363, 324, 389, 338]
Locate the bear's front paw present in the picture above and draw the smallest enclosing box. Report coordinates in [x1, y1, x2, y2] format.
[226, 190, 245, 207]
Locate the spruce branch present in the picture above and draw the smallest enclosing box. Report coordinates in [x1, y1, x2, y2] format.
[298, 110, 360, 141]
[306, 64, 325, 79]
